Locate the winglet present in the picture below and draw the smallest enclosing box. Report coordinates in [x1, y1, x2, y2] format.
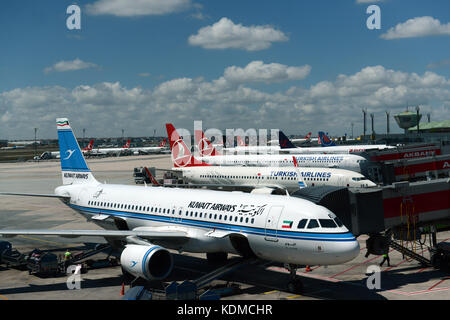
[292, 156, 307, 189]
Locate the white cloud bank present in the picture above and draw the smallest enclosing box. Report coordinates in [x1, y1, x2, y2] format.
[44, 58, 98, 73]
[1, 65, 449, 139]
[188, 18, 288, 51]
[381, 16, 450, 40]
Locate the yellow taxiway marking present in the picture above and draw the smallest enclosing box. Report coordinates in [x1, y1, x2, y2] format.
[287, 294, 302, 299]
[18, 235, 64, 246]
[0, 295, 8, 300]
[263, 290, 278, 295]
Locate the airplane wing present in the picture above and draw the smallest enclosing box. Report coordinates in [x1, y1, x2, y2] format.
[0, 192, 70, 200]
[0, 227, 189, 242]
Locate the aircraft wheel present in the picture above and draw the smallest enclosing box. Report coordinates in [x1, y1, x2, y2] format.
[287, 278, 303, 294]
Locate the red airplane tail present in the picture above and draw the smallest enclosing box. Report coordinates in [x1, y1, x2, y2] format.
[123, 139, 130, 148]
[166, 124, 210, 168]
[194, 130, 222, 157]
[82, 139, 94, 151]
[305, 132, 312, 140]
[159, 138, 167, 147]
[236, 136, 248, 147]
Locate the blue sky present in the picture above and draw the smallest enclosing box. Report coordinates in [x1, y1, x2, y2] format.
[1, 0, 450, 139]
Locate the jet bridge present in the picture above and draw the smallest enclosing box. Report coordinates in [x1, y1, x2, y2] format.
[291, 179, 450, 268]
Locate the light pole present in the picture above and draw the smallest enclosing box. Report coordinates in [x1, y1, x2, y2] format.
[416, 106, 420, 134]
[34, 127, 37, 160]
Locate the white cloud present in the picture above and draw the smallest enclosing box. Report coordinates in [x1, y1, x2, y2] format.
[381, 16, 450, 40]
[223, 61, 311, 84]
[188, 17, 288, 51]
[44, 58, 98, 73]
[1, 65, 449, 139]
[86, 0, 192, 17]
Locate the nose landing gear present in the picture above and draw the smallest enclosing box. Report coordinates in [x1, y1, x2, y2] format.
[285, 264, 303, 293]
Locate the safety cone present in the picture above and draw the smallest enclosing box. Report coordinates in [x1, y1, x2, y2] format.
[120, 282, 125, 296]
[305, 265, 311, 272]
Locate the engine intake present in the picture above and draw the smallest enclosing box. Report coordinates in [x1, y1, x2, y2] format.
[120, 244, 173, 280]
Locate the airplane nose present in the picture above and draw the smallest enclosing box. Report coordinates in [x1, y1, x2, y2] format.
[341, 239, 360, 262]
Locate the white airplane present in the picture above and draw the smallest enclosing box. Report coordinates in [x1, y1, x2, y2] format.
[188, 125, 367, 173]
[269, 131, 315, 146]
[170, 127, 376, 191]
[0, 118, 360, 293]
[89, 139, 131, 156]
[279, 132, 395, 155]
[35, 139, 94, 160]
[129, 139, 167, 155]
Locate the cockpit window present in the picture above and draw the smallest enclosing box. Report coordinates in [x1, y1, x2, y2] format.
[297, 219, 308, 229]
[334, 217, 344, 227]
[307, 219, 319, 229]
[319, 219, 337, 228]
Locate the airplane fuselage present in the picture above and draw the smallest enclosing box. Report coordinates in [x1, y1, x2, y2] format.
[56, 183, 360, 266]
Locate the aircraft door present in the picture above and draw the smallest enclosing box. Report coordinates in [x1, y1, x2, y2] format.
[264, 206, 284, 242]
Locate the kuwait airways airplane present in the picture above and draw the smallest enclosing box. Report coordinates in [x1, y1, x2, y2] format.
[167, 125, 376, 191]
[191, 127, 367, 173]
[0, 118, 360, 292]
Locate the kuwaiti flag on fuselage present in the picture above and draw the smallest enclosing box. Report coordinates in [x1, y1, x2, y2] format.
[57, 118, 98, 185]
[282, 220, 293, 229]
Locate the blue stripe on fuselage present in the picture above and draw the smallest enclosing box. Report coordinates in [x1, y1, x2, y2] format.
[69, 204, 356, 242]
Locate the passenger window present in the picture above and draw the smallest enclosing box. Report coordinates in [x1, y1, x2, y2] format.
[319, 219, 337, 228]
[307, 219, 319, 229]
[297, 219, 308, 229]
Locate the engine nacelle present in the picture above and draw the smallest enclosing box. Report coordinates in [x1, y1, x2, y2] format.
[120, 244, 173, 280]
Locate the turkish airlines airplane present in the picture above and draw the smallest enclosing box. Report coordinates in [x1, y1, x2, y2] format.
[89, 139, 131, 156]
[279, 132, 395, 154]
[169, 126, 376, 191]
[0, 118, 360, 293]
[129, 138, 167, 155]
[190, 126, 367, 173]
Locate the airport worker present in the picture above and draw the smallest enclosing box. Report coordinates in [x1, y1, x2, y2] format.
[64, 249, 72, 261]
[379, 253, 390, 267]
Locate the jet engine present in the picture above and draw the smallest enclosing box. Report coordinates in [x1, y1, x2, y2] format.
[120, 244, 173, 280]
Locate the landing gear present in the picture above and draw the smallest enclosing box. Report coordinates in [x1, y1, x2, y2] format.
[285, 264, 303, 294]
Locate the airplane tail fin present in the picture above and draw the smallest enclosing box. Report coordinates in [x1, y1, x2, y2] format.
[236, 136, 247, 147]
[159, 138, 167, 148]
[305, 132, 312, 140]
[318, 132, 336, 147]
[144, 167, 161, 186]
[56, 118, 98, 185]
[278, 131, 297, 149]
[194, 129, 222, 156]
[82, 139, 94, 152]
[166, 124, 211, 168]
[123, 139, 130, 149]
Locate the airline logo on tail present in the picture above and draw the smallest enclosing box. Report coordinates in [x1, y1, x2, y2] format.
[278, 131, 297, 149]
[166, 124, 210, 167]
[82, 139, 94, 152]
[236, 136, 248, 147]
[159, 138, 167, 148]
[123, 139, 130, 149]
[318, 132, 336, 147]
[194, 130, 221, 157]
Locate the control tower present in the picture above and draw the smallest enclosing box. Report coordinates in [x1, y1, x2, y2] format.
[394, 110, 422, 133]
